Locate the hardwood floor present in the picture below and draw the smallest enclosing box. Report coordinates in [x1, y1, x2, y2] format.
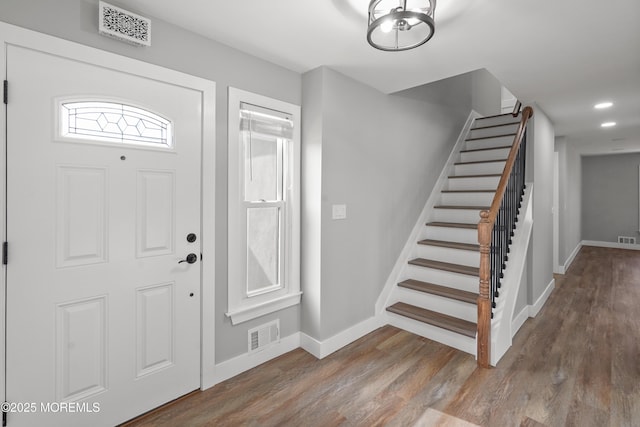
[123, 246, 640, 427]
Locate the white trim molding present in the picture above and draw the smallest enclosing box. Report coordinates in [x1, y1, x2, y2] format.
[559, 242, 582, 274]
[582, 240, 640, 251]
[225, 292, 302, 325]
[529, 278, 555, 318]
[208, 333, 301, 388]
[300, 316, 383, 359]
[511, 306, 529, 336]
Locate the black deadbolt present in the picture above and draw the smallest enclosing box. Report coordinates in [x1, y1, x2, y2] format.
[178, 253, 198, 264]
[186, 233, 197, 243]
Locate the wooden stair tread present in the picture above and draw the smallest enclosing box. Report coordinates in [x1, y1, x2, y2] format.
[386, 302, 477, 338]
[418, 238, 480, 251]
[474, 112, 519, 120]
[398, 279, 478, 304]
[466, 133, 516, 142]
[409, 258, 479, 276]
[434, 205, 488, 210]
[455, 159, 507, 165]
[448, 173, 501, 179]
[441, 189, 495, 193]
[471, 122, 520, 131]
[426, 221, 476, 229]
[460, 146, 511, 154]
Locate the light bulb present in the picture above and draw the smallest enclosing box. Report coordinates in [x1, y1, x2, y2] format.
[380, 19, 393, 33]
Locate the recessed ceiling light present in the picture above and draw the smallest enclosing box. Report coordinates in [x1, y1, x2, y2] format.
[601, 121, 616, 127]
[594, 102, 613, 109]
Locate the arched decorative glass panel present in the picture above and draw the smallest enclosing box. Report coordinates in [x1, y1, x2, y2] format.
[60, 101, 173, 148]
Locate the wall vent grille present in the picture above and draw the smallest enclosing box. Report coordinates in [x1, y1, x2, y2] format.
[248, 319, 280, 354]
[618, 236, 636, 244]
[98, 1, 151, 46]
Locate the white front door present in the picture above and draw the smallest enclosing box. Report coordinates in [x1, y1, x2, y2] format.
[6, 44, 202, 426]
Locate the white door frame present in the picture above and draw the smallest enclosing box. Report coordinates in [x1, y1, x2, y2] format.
[0, 21, 217, 404]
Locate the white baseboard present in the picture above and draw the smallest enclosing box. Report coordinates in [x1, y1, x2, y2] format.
[511, 306, 529, 337]
[581, 240, 640, 251]
[529, 278, 555, 318]
[559, 242, 582, 274]
[207, 332, 301, 388]
[509, 276, 555, 339]
[300, 316, 383, 359]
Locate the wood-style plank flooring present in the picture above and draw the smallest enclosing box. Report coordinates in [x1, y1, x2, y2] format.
[123, 246, 640, 426]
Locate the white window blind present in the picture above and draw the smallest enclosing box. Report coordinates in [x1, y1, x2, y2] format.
[240, 103, 293, 140]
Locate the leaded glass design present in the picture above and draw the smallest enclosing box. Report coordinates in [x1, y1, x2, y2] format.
[60, 101, 172, 148]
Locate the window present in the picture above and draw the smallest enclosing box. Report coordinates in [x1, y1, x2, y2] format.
[226, 88, 301, 325]
[59, 100, 172, 148]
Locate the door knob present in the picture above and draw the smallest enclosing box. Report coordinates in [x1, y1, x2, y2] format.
[178, 253, 198, 264]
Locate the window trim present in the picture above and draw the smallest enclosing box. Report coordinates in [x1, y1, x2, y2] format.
[226, 88, 301, 325]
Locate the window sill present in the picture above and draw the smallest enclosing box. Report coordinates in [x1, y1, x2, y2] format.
[225, 292, 302, 325]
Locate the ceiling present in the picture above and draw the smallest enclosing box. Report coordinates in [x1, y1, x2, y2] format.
[123, 0, 640, 142]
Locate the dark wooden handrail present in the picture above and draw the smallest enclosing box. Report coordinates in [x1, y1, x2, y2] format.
[511, 100, 522, 117]
[476, 106, 533, 368]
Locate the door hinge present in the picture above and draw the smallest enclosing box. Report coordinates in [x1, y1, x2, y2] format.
[2, 242, 7, 265]
[3, 80, 7, 105]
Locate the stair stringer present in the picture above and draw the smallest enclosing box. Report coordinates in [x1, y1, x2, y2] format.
[490, 183, 534, 366]
[375, 110, 480, 315]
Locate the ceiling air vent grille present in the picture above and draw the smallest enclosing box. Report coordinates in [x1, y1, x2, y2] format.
[248, 320, 280, 354]
[99, 1, 151, 47]
[618, 236, 636, 244]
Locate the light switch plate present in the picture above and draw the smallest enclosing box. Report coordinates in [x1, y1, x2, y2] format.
[332, 204, 347, 220]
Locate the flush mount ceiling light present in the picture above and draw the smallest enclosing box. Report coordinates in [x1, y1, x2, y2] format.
[367, 0, 436, 51]
[594, 101, 613, 109]
[601, 121, 617, 127]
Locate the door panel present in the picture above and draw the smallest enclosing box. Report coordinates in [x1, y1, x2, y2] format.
[6, 45, 202, 426]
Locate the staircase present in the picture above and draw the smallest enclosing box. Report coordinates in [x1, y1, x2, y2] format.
[384, 112, 524, 357]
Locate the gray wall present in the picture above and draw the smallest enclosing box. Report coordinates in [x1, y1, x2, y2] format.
[556, 135, 640, 268]
[302, 67, 469, 340]
[1, 0, 302, 363]
[394, 68, 502, 118]
[582, 153, 640, 242]
[526, 104, 555, 305]
[471, 69, 502, 117]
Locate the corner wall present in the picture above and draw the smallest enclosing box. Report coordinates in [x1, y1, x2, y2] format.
[526, 104, 555, 306]
[301, 67, 470, 342]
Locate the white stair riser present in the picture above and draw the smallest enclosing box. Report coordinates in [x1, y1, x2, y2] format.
[454, 161, 506, 176]
[392, 287, 477, 322]
[386, 313, 476, 355]
[447, 176, 500, 191]
[432, 208, 484, 224]
[469, 123, 520, 139]
[415, 244, 480, 267]
[465, 135, 515, 150]
[460, 148, 510, 163]
[424, 225, 477, 244]
[440, 192, 495, 206]
[473, 114, 521, 128]
[405, 264, 478, 292]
